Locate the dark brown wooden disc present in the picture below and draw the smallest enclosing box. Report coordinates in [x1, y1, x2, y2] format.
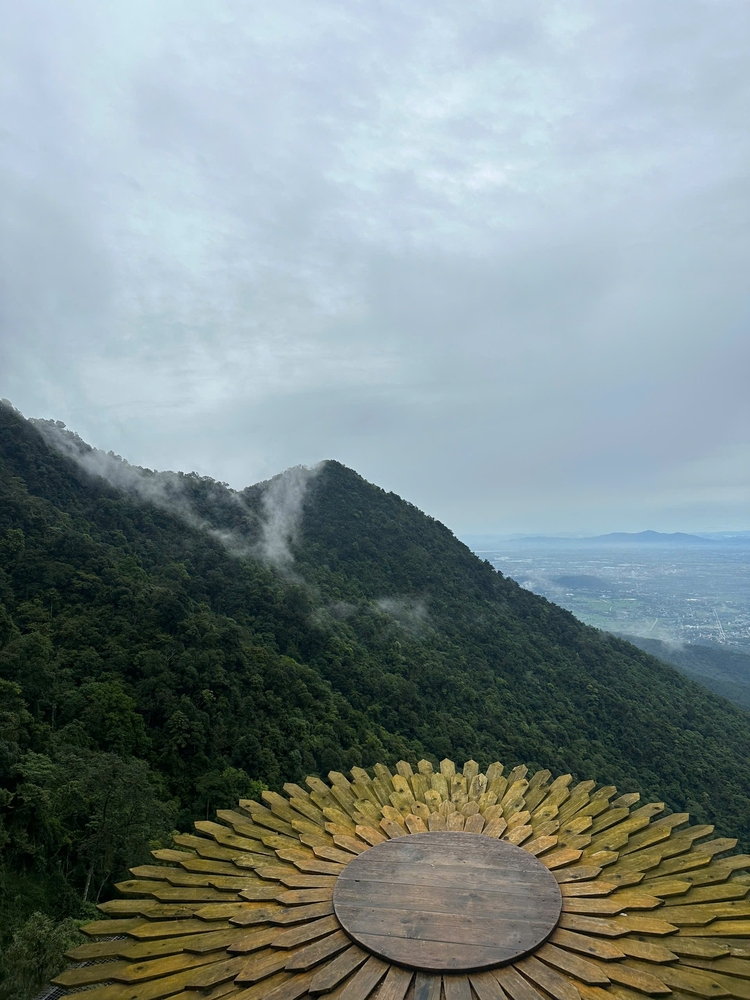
[333, 831, 562, 972]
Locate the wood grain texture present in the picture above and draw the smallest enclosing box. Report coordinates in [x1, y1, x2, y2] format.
[333, 831, 562, 971]
[55, 758, 750, 1000]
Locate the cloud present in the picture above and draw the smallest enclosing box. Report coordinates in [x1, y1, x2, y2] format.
[256, 465, 322, 568]
[2, 0, 749, 534]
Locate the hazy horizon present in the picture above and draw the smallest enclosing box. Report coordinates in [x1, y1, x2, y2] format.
[2, 2, 749, 535]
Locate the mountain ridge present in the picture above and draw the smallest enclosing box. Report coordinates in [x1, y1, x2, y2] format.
[3, 401, 750, 979]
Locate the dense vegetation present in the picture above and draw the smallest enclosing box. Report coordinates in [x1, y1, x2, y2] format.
[2, 400, 750, 993]
[620, 633, 750, 710]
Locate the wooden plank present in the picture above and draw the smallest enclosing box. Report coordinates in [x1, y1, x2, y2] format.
[173, 834, 242, 861]
[543, 849, 584, 870]
[414, 972, 443, 1000]
[584, 960, 671, 995]
[665, 901, 750, 926]
[471, 971, 509, 1000]
[333, 832, 562, 970]
[235, 947, 293, 983]
[262, 969, 316, 1000]
[443, 974, 473, 1000]
[617, 940, 679, 963]
[275, 887, 333, 904]
[536, 943, 612, 983]
[309, 945, 369, 993]
[547, 930, 626, 961]
[376, 966, 413, 1000]
[227, 928, 280, 954]
[271, 915, 340, 949]
[623, 960, 731, 998]
[52, 960, 131, 987]
[234, 971, 293, 1000]
[284, 930, 352, 970]
[185, 956, 250, 989]
[337, 956, 389, 1000]
[560, 881, 617, 897]
[664, 884, 750, 907]
[517, 955, 583, 1000]
[670, 940, 732, 959]
[494, 965, 546, 1000]
[553, 866, 603, 884]
[688, 921, 750, 938]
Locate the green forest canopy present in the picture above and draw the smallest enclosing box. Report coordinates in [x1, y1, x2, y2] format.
[2, 400, 750, 990]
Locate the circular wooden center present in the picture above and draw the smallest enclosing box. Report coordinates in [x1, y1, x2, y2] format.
[333, 831, 562, 972]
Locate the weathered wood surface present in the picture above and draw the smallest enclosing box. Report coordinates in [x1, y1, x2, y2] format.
[54, 757, 750, 1000]
[333, 832, 562, 971]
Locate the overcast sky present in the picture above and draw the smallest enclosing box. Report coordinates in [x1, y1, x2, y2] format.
[2, 1, 749, 534]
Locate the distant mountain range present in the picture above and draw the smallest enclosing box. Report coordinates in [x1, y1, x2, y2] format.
[464, 529, 750, 548]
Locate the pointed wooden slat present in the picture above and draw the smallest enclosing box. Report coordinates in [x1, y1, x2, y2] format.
[666, 902, 750, 926]
[275, 887, 333, 904]
[227, 928, 280, 954]
[232, 884, 280, 901]
[337, 955, 389, 1000]
[623, 960, 731, 998]
[261, 969, 316, 1000]
[332, 834, 370, 855]
[309, 945, 369, 993]
[235, 947, 295, 983]
[584, 961, 671, 995]
[271, 915, 341, 949]
[537, 943, 613, 982]
[193, 903, 269, 923]
[671, 940, 733, 959]
[561, 881, 618, 897]
[543, 849, 584, 869]
[274, 873, 337, 889]
[96, 900, 197, 917]
[517, 954, 583, 1000]
[52, 961, 131, 987]
[680, 955, 750, 977]
[547, 929, 626, 961]
[617, 940, 679, 963]
[553, 866, 603, 884]
[284, 930, 352, 970]
[557, 914, 627, 937]
[115, 951, 222, 984]
[688, 921, 750, 937]
[173, 834, 241, 861]
[234, 971, 293, 1000]
[665, 884, 750, 908]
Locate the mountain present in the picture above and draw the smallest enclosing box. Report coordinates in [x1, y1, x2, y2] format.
[464, 530, 713, 546]
[592, 530, 709, 544]
[3, 401, 750, 982]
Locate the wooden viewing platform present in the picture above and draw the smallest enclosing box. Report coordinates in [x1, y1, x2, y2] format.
[52, 758, 750, 1000]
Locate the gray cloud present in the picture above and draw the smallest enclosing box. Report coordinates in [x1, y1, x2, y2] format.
[2, 0, 749, 534]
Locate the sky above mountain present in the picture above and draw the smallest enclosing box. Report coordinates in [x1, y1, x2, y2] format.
[2, 1, 749, 534]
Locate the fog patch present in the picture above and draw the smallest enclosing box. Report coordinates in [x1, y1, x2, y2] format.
[329, 601, 357, 620]
[259, 465, 321, 568]
[33, 418, 319, 570]
[375, 596, 428, 636]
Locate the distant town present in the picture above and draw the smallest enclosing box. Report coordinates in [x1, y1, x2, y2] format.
[466, 532, 750, 652]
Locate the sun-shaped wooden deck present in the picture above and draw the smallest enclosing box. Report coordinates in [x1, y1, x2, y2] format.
[53, 758, 750, 1000]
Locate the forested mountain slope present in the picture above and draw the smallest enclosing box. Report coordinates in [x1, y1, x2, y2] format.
[2, 400, 750, 971]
